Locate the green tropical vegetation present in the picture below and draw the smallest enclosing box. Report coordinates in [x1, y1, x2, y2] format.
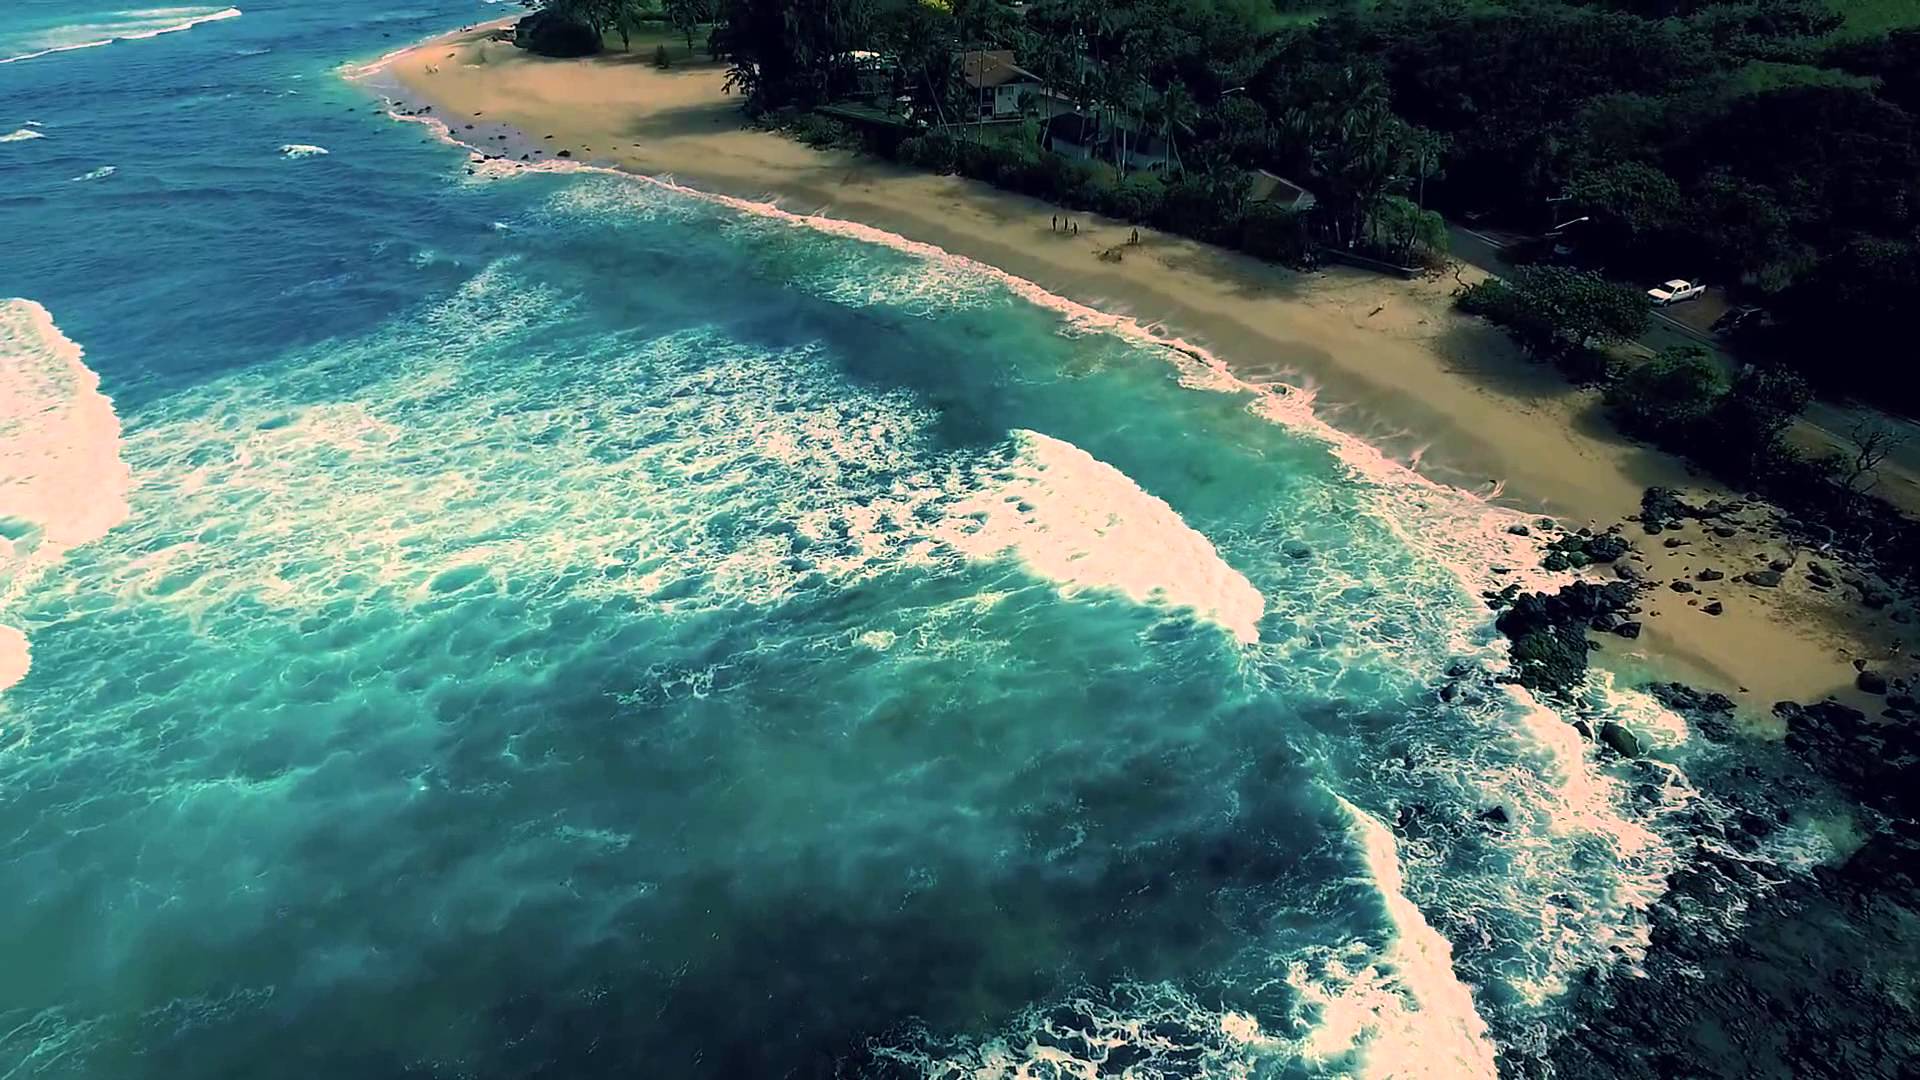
[1458, 268, 1651, 382]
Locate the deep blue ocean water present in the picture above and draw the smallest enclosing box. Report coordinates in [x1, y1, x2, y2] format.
[2, 4, 1700, 1076]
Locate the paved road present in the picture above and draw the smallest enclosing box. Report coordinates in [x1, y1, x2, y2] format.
[1446, 223, 1920, 514]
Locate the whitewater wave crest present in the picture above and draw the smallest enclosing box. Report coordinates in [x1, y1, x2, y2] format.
[942, 430, 1265, 644]
[70, 166, 116, 182]
[0, 299, 131, 692]
[1, 128, 46, 143]
[279, 143, 328, 159]
[0, 6, 242, 66]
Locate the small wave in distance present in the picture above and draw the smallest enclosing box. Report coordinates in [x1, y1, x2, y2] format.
[0, 6, 241, 66]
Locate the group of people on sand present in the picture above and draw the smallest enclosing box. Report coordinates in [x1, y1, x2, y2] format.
[1051, 215, 1143, 247]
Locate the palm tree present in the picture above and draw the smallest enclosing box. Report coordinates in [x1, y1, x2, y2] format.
[1406, 126, 1449, 208]
[1158, 80, 1197, 174]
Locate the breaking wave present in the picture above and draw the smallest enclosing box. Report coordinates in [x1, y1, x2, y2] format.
[0, 299, 130, 691]
[0, 7, 242, 66]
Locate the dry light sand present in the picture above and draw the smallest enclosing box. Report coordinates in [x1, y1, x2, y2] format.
[370, 22, 1917, 715]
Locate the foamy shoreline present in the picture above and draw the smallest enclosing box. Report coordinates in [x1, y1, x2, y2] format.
[359, 21, 1900, 711]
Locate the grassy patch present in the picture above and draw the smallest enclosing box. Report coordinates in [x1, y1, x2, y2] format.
[1718, 59, 1876, 98]
[1823, 0, 1920, 39]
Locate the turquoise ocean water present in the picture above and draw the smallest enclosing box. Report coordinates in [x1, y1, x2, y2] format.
[2, 4, 1703, 1076]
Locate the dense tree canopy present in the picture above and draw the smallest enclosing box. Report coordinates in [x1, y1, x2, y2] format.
[691, 0, 1920, 407]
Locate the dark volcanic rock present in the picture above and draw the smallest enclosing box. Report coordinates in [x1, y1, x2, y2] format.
[1743, 569, 1783, 588]
[1544, 842, 1920, 1080]
[1648, 681, 1737, 741]
[1598, 720, 1644, 757]
[1494, 581, 1638, 694]
[1859, 670, 1889, 695]
[1548, 532, 1630, 567]
[1614, 620, 1642, 639]
[1640, 486, 1694, 531]
[1778, 699, 1920, 816]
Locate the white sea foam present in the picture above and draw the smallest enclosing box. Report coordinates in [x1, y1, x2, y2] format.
[940, 430, 1264, 644]
[279, 143, 328, 158]
[0, 300, 131, 691]
[0, 128, 46, 143]
[70, 166, 116, 182]
[0, 7, 242, 66]
[1325, 797, 1499, 1078]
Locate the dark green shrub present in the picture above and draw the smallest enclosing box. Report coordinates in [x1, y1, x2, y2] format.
[1239, 202, 1309, 263]
[515, 12, 601, 58]
[1605, 346, 1727, 443]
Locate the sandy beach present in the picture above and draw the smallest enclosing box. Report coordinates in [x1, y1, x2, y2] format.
[372, 22, 1913, 712]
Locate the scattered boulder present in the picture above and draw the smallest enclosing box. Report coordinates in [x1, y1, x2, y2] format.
[1282, 539, 1313, 560]
[1547, 532, 1631, 567]
[1507, 523, 1531, 537]
[1478, 805, 1511, 825]
[1858, 670, 1889, 695]
[1744, 569, 1783, 588]
[1703, 600, 1724, 616]
[1615, 620, 1643, 639]
[1670, 580, 1696, 594]
[1640, 487, 1693, 531]
[1697, 568, 1724, 582]
[1599, 720, 1644, 757]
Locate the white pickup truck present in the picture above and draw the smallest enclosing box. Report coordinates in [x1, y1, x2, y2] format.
[1646, 279, 1706, 305]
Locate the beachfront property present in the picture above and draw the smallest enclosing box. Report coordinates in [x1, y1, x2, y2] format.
[1250, 170, 1318, 212]
[958, 49, 1043, 121]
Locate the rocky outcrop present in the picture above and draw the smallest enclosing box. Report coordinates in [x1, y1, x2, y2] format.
[1544, 835, 1920, 1080]
[1543, 529, 1632, 571]
[1543, 681, 1920, 1078]
[1492, 581, 1638, 694]
[1777, 699, 1920, 817]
